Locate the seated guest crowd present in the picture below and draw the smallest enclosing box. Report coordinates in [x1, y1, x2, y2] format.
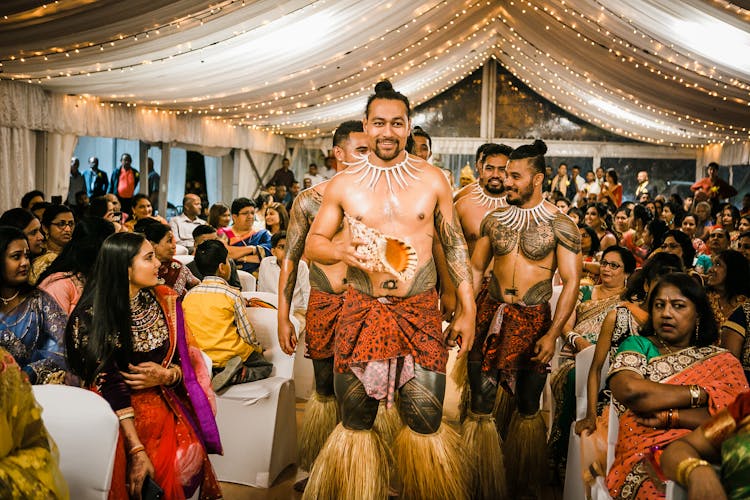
[2, 152, 750, 500]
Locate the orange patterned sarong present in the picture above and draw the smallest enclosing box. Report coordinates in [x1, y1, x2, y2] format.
[305, 289, 343, 360]
[474, 295, 551, 391]
[334, 287, 445, 374]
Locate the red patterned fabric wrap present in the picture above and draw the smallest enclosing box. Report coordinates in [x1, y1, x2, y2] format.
[305, 289, 344, 360]
[334, 287, 446, 374]
[475, 297, 551, 382]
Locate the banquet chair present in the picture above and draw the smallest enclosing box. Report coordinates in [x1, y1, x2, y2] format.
[237, 270, 257, 292]
[173, 254, 194, 265]
[208, 292, 300, 487]
[563, 345, 609, 500]
[590, 400, 620, 500]
[175, 243, 189, 255]
[31, 385, 119, 500]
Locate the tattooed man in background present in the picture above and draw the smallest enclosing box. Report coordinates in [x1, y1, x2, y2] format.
[277, 121, 369, 489]
[470, 139, 581, 498]
[302, 80, 475, 500]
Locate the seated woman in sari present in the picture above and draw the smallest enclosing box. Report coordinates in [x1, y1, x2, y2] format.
[0, 227, 68, 384]
[0, 347, 68, 499]
[37, 217, 115, 314]
[722, 302, 750, 384]
[134, 218, 199, 298]
[548, 246, 635, 481]
[661, 390, 750, 500]
[66, 232, 222, 499]
[606, 273, 748, 499]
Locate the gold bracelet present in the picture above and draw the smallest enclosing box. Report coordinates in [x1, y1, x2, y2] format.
[128, 444, 146, 456]
[676, 458, 710, 486]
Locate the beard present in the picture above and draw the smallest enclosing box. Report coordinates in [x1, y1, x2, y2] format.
[484, 178, 504, 195]
[506, 181, 535, 206]
[373, 138, 403, 162]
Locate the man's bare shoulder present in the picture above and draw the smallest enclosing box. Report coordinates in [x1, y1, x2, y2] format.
[292, 186, 324, 216]
[551, 210, 582, 253]
[453, 181, 476, 202]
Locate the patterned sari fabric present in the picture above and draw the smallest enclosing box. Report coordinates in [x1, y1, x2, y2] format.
[334, 288, 445, 406]
[158, 260, 199, 298]
[548, 287, 623, 480]
[71, 286, 221, 500]
[474, 296, 551, 392]
[0, 348, 68, 499]
[305, 289, 343, 360]
[0, 289, 68, 384]
[606, 337, 748, 500]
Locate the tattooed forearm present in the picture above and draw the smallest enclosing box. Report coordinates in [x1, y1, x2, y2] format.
[309, 262, 336, 294]
[282, 261, 298, 307]
[346, 267, 373, 295]
[522, 280, 553, 305]
[434, 206, 472, 288]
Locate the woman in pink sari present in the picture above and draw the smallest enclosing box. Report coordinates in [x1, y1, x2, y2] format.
[606, 273, 748, 499]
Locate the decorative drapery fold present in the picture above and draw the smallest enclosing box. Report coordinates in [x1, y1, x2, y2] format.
[0, 80, 285, 154]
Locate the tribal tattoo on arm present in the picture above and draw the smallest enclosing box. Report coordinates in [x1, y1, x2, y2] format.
[434, 205, 472, 288]
[281, 190, 320, 308]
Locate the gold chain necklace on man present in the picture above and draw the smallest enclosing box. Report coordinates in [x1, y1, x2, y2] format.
[343, 152, 423, 194]
[469, 183, 507, 210]
[492, 199, 557, 232]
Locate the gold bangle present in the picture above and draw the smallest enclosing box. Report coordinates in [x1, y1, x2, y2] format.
[128, 444, 146, 456]
[676, 458, 710, 486]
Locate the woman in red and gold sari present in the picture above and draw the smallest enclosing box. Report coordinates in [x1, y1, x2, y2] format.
[66, 232, 221, 499]
[606, 273, 748, 499]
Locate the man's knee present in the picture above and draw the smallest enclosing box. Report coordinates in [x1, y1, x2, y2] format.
[467, 361, 498, 415]
[333, 370, 379, 430]
[312, 357, 335, 397]
[398, 365, 445, 434]
[515, 370, 547, 415]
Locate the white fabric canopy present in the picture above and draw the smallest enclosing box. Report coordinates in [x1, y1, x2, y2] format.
[0, 0, 748, 148]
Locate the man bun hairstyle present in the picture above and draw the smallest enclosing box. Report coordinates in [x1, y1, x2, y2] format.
[509, 139, 548, 176]
[365, 79, 411, 117]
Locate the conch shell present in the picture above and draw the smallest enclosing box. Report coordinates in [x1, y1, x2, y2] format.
[345, 214, 418, 282]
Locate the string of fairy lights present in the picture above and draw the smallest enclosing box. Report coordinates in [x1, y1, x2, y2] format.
[489, 0, 750, 146]
[0, 0, 748, 146]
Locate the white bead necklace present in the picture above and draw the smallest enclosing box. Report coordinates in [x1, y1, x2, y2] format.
[343, 152, 423, 194]
[469, 183, 507, 210]
[491, 199, 558, 232]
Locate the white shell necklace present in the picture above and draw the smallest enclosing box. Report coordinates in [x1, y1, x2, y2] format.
[491, 199, 558, 232]
[470, 183, 507, 210]
[343, 152, 423, 194]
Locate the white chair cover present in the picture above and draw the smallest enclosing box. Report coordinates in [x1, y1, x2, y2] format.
[32, 385, 119, 500]
[173, 254, 194, 265]
[175, 244, 189, 255]
[237, 270, 256, 292]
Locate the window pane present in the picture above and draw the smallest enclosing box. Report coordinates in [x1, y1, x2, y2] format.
[411, 69, 482, 137]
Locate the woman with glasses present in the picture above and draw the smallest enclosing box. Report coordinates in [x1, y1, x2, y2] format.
[37, 217, 115, 314]
[660, 230, 696, 270]
[575, 253, 685, 489]
[0, 226, 68, 384]
[605, 273, 747, 499]
[706, 249, 750, 326]
[549, 246, 635, 481]
[29, 204, 75, 285]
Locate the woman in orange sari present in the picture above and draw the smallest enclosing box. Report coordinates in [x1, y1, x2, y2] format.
[66, 232, 221, 499]
[606, 273, 748, 499]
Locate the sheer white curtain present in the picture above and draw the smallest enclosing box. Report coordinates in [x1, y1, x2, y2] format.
[42, 132, 79, 202]
[0, 127, 36, 212]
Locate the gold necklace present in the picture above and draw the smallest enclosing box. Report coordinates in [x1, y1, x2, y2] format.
[0, 290, 20, 306]
[656, 335, 674, 354]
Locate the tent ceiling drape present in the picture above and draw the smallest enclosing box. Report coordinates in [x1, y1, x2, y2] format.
[1, 0, 749, 147]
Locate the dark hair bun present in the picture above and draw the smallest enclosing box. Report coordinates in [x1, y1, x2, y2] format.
[532, 139, 547, 155]
[374, 80, 394, 93]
